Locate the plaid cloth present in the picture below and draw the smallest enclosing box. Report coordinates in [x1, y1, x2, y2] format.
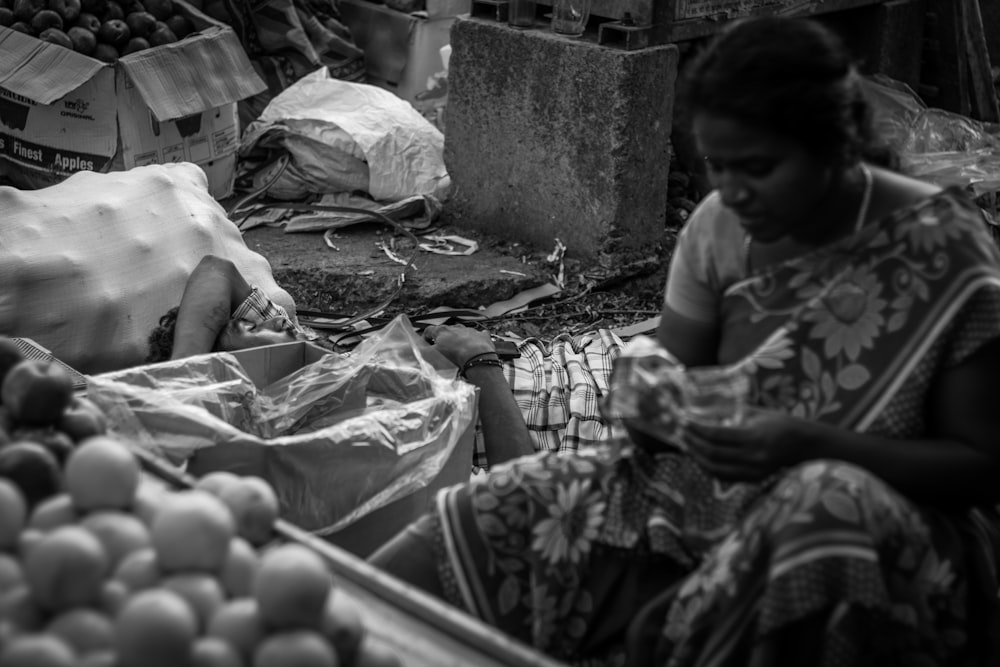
[231, 287, 292, 323]
[473, 329, 626, 471]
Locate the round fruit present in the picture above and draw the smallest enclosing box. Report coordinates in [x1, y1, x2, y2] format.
[254, 543, 332, 630]
[1, 360, 73, 427]
[192, 636, 243, 667]
[0, 633, 75, 667]
[320, 589, 365, 665]
[28, 493, 77, 531]
[207, 597, 265, 661]
[162, 572, 226, 632]
[39, 27, 73, 48]
[64, 436, 140, 512]
[164, 12, 190, 38]
[0, 585, 44, 632]
[218, 476, 279, 546]
[48, 0, 80, 22]
[23, 525, 109, 611]
[0, 479, 27, 551]
[0, 442, 62, 508]
[195, 471, 241, 497]
[99, 0, 120, 18]
[78, 651, 117, 667]
[0, 553, 24, 595]
[140, 0, 170, 20]
[31, 7, 62, 30]
[80, 510, 152, 567]
[0, 337, 25, 395]
[92, 42, 118, 61]
[8, 19, 32, 33]
[17, 528, 44, 557]
[151, 490, 234, 573]
[123, 9, 153, 36]
[0, 7, 12, 25]
[12, 429, 75, 465]
[132, 480, 167, 526]
[112, 547, 161, 591]
[46, 607, 115, 654]
[96, 17, 128, 46]
[354, 635, 404, 667]
[147, 23, 174, 45]
[11, 0, 42, 23]
[56, 396, 107, 442]
[99, 578, 129, 616]
[115, 588, 198, 667]
[75, 10, 100, 30]
[220, 536, 258, 598]
[122, 35, 148, 54]
[253, 630, 337, 667]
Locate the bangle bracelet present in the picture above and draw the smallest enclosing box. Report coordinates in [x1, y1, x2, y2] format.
[461, 353, 504, 378]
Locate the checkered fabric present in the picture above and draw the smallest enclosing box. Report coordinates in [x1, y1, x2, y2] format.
[230, 287, 292, 324]
[472, 329, 626, 471]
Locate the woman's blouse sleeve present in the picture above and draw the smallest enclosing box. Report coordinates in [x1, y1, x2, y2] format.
[664, 193, 727, 324]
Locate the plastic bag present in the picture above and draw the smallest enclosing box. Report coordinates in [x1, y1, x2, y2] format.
[239, 68, 451, 202]
[603, 336, 749, 449]
[87, 316, 477, 536]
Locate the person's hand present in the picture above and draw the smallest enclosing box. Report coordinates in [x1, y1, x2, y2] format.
[680, 408, 809, 482]
[422, 324, 497, 370]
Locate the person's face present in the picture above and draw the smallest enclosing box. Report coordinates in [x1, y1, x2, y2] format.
[694, 113, 833, 244]
[214, 316, 300, 352]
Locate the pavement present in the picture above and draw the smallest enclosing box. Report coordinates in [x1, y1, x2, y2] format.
[241, 218, 559, 320]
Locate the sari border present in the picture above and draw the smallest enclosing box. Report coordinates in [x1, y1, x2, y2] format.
[852, 272, 1000, 431]
[435, 487, 498, 626]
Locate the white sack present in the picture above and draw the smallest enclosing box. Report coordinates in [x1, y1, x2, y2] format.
[240, 68, 451, 202]
[0, 163, 295, 374]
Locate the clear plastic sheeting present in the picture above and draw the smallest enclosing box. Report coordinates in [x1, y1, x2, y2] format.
[862, 75, 1000, 199]
[87, 317, 477, 535]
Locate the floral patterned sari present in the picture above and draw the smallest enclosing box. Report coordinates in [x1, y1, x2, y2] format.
[421, 188, 1000, 666]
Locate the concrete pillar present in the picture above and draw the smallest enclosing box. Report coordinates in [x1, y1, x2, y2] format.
[443, 18, 679, 263]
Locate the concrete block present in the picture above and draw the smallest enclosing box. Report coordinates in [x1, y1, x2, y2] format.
[444, 18, 679, 262]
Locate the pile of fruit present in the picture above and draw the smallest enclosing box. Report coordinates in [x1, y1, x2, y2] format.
[0, 0, 196, 62]
[0, 338, 403, 666]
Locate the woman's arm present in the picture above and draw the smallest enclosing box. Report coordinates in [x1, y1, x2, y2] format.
[423, 325, 534, 466]
[684, 338, 1000, 507]
[171, 255, 253, 359]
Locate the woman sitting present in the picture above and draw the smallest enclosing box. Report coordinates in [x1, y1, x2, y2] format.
[367, 16, 1000, 666]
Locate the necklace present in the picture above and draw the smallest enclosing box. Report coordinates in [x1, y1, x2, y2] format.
[743, 163, 873, 275]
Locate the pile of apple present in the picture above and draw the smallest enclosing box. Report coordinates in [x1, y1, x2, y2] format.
[0, 0, 196, 62]
[0, 339, 402, 666]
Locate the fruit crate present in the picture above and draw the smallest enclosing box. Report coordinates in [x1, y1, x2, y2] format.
[132, 446, 567, 667]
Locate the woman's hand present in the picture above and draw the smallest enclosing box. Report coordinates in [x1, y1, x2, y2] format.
[681, 408, 810, 482]
[422, 324, 497, 370]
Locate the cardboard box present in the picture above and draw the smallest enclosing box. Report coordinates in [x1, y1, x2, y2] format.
[339, 0, 457, 105]
[0, 1, 266, 199]
[187, 341, 476, 558]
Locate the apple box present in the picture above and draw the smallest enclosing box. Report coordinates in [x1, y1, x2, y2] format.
[0, 0, 265, 199]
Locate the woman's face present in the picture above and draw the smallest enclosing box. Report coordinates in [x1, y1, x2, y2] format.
[693, 112, 834, 244]
[214, 316, 300, 352]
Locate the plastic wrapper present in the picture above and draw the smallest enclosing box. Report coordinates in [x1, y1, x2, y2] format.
[602, 336, 749, 450]
[87, 317, 477, 536]
[239, 67, 451, 202]
[862, 75, 1000, 204]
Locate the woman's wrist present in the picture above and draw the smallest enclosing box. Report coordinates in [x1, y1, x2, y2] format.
[460, 352, 503, 379]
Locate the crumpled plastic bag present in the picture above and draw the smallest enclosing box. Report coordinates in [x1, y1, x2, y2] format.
[87, 316, 476, 535]
[862, 75, 1000, 197]
[239, 67, 451, 202]
[602, 337, 749, 450]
